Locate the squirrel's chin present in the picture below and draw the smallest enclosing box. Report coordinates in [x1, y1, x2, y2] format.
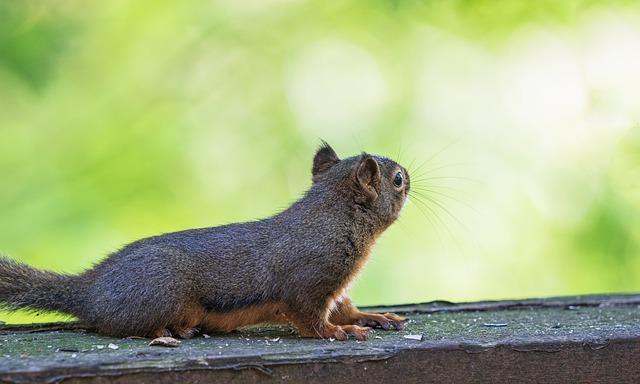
[389, 199, 407, 223]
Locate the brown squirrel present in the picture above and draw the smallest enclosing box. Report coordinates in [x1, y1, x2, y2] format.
[0, 143, 409, 341]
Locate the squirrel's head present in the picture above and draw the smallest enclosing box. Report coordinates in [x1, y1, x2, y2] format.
[311, 141, 410, 229]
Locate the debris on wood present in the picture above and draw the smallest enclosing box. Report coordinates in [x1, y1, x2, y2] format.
[56, 347, 79, 353]
[264, 336, 281, 345]
[149, 337, 181, 348]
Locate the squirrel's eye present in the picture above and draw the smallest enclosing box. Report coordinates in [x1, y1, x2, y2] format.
[393, 171, 403, 188]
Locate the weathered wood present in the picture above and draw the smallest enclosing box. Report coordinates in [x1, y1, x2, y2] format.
[1, 294, 640, 383]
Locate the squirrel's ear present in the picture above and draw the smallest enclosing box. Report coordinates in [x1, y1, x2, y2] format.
[312, 141, 340, 178]
[356, 155, 380, 200]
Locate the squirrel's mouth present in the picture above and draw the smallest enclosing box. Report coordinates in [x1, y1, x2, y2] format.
[398, 194, 408, 215]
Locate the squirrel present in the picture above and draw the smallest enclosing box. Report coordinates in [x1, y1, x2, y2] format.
[0, 142, 409, 341]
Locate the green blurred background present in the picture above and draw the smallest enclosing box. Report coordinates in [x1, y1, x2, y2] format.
[1, 0, 639, 324]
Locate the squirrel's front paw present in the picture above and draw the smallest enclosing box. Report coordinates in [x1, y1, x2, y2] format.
[355, 312, 407, 330]
[328, 326, 348, 341]
[321, 325, 370, 341]
[341, 325, 370, 341]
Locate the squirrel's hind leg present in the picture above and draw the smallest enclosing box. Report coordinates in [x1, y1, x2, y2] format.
[167, 303, 205, 339]
[152, 328, 173, 338]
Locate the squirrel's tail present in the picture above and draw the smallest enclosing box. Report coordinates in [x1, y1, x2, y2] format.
[0, 256, 85, 316]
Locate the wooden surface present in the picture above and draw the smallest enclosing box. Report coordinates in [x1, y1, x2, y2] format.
[1, 294, 640, 383]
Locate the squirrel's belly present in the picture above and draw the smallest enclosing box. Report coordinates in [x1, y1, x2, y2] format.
[196, 302, 290, 332]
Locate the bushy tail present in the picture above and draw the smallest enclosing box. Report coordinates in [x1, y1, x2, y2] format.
[0, 256, 85, 316]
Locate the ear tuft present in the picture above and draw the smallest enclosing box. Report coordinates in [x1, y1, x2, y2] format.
[356, 155, 381, 200]
[312, 141, 340, 178]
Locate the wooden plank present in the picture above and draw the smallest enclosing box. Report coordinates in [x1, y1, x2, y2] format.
[1, 294, 640, 383]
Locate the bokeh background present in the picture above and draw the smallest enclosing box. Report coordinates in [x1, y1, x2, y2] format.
[1, 0, 639, 324]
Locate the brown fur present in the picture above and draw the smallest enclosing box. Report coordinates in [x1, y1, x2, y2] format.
[165, 303, 206, 338]
[0, 143, 410, 340]
[200, 303, 289, 333]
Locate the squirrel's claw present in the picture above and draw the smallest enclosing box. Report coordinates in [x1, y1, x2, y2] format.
[341, 325, 371, 341]
[355, 312, 407, 331]
[152, 328, 173, 338]
[174, 327, 199, 339]
[320, 325, 370, 341]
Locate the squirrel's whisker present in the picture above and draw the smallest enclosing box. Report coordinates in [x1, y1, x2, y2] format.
[408, 193, 454, 242]
[411, 188, 477, 214]
[419, 193, 467, 231]
[408, 137, 462, 176]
